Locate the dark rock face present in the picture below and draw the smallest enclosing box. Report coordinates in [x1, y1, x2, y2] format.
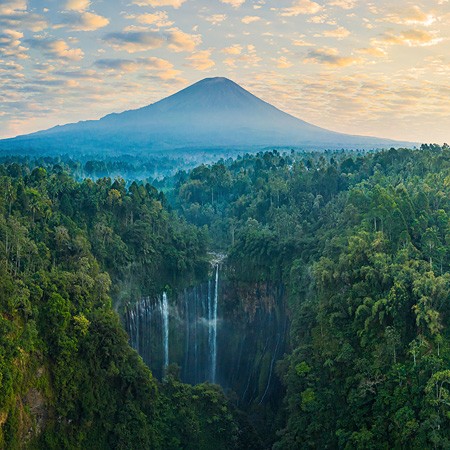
[124, 265, 289, 407]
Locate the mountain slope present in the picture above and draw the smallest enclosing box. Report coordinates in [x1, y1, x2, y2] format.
[0, 77, 416, 153]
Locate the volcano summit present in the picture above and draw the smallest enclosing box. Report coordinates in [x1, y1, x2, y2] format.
[0, 77, 415, 154]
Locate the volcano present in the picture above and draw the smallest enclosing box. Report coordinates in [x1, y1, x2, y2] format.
[0, 77, 415, 154]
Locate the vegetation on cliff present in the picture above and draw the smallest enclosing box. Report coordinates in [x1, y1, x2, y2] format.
[2, 143, 450, 448]
[0, 163, 253, 449]
[172, 144, 450, 448]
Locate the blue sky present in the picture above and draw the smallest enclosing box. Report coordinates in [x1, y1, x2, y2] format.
[1, 0, 449, 143]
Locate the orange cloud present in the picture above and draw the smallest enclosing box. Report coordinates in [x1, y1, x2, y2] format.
[304, 47, 362, 67]
[186, 49, 215, 71]
[280, 0, 322, 17]
[65, 0, 90, 12]
[375, 29, 443, 47]
[220, 0, 246, 8]
[322, 26, 350, 38]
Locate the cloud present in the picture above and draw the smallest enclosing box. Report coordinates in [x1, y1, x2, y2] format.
[104, 28, 200, 53]
[304, 47, 362, 66]
[357, 47, 387, 58]
[328, 0, 356, 9]
[166, 28, 202, 52]
[60, 11, 109, 31]
[220, 0, 246, 8]
[0, 29, 28, 59]
[186, 49, 215, 70]
[242, 16, 261, 24]
[95, 58, 137, 71]
[308, 14, 336, 24]
[322, 26, 350, 38]
[0, 0, 48, 31]
[280, 0, 322, 17]
[125, 11, 174, 28]
[379, 6, 436, 26]
[26, 37, 84, 61]
[275, 56, 293, 68]
[133, 0, 186, 8]
[375, 29, 443, 47]
[204, 14, 227, 24]
[54, 69, 101, 81]
[104, 31, 164, 53]
[221, 44, 242, 55]
[0, 60, 23, 74]
[95, 56, 182, 80]
[65, 0, 90, 12]
[96, 56, 172, 71]
[292, 38, 314, 46]
[0, 0, 27, 15]
[223, 44, 261, 68]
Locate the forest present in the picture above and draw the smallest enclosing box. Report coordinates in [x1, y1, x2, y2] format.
[1, 143, 450, 448]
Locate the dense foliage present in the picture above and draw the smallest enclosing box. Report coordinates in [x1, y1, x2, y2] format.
[172, 144, 450, 448]
[3, 143, 450, 449]
[0, 163, 253, 449]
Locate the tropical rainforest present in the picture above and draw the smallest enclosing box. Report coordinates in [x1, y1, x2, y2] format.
[2, 143, 450, 449]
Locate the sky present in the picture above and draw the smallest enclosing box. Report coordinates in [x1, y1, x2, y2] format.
[1, 0, 450, 143]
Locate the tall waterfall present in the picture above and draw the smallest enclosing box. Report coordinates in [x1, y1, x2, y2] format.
[124, 263, 288, 406]
[210, 264, 219, 383]
[162, 292, 169, 371]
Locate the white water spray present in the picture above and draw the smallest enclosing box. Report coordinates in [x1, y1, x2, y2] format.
[211, 264, 219, 383]
[162, 292, 169, 371]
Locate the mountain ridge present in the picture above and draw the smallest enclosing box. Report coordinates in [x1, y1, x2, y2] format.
[0, 77, 417, 153]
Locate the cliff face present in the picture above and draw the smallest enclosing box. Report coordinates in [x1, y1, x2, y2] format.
[0, 354, 53, 449]
[124, 264, 289, 407]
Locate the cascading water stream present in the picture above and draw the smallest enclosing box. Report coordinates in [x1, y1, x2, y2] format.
[162, 292, 169, 371]
[210, 264, 219, 383]
[124, 256, 286, 406]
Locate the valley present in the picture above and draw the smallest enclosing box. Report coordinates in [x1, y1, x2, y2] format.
[2, 145, 450, 448]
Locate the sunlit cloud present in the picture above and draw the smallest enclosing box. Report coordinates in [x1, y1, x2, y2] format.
[26, 37, 84, 61]
[133, 0, 187, 8]
[328, 0, 356, 9]
[275, 56, 293, 68]
[304, 47, 362, 66]
[0, 29, 28, 59]
[0, 0, 48, 31]
[221, 44, 243, 55]
[65, 0, 90, 12]
[220, 0, 246, 8]
[223, 44, 261, 68]
[186, 49, 215, 70]
[204, 14, 227, 24]
[125, 11, 174, 28]
[166, 28, 202, 52]
[357, 46, 387, 58]
[375, 29, 443, 47]
[280, 0, 322, 17]
[59, 12, 109, 31]
[379, 6, 436, 26]
[322, 26, 350, 38]
[241, 16, 261, 24]
[292, 38, 315, 46]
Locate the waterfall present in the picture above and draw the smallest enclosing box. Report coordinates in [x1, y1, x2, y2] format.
[162, 292, 169, 371]
[210, 264, 219, 383]
[123, 254, 287, 406]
